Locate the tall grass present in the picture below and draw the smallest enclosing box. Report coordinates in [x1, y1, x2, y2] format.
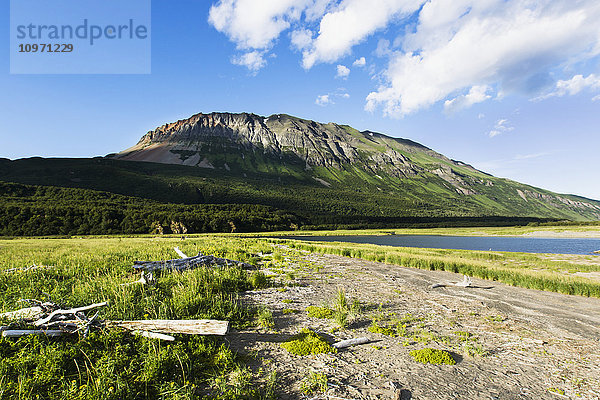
[0, 236, 278, 400]
[278, 240, 600, 298]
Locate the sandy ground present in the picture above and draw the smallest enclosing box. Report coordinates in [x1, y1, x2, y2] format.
[229, 247, 600, 400]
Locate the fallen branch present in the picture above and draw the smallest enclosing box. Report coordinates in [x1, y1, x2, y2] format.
[107, 319, 229, 336]
[2, 300, 229, 341]
[132, 252, 252, 272]
[2, 329, 65, 338]
[174, 247, 188, 258]
[0, 306, 45, 321]
[34, 302, 109, 327]
[333, 337, 370, 349]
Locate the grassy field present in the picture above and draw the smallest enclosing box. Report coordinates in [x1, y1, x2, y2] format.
[1, 233, 599, 399]
[0, 236, 285, 400]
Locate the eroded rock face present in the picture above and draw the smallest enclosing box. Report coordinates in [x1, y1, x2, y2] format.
[116, 112, 450, 173]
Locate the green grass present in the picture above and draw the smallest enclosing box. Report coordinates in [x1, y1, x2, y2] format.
[0, 236, 283, 400]
[279, 239, 600, 297]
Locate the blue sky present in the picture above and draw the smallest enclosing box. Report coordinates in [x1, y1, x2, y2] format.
[1, 0, 600, 200]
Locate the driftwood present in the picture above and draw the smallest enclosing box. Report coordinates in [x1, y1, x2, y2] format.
[333, 337, 371, 349]
[431, 275, 472, 289]
[33, 302, 108, 327]
[107, 319, 229, 336]
[2, 329, 65, 338]
[133, 252, 252, 272]
[174, 247, 188, 258]
[1, 300, 229, 340]
[0, 306, 45, 321]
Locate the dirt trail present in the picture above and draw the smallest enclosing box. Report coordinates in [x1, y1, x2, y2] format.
[230, 249, 600, 400]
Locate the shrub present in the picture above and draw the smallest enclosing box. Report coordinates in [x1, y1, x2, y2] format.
[249, 271, 269, 289]
[410, 348, 456, 365]
[306, 306, 334, 319]
[280, 329, 337, 356]
[301, 372, 328, 395]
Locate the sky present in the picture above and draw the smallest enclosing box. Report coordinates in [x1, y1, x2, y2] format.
[1, 0, 600, 200]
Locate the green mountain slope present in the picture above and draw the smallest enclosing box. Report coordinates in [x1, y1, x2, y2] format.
[0, 112, 598, 235]
[113, 112, 600, 221]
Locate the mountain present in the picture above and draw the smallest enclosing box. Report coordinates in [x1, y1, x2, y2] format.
[1, 112, 599, 236]
[114, 112, 600, 221]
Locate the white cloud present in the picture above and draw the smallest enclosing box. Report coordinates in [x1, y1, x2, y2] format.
[315, 94, 332, 106]
[315, 88, 350, 106]
[210, 0, 600, 112]
[336, 64, 350, 79]
[478, 113, 485, 119]
[232, 51, 267, 72]
[291, 28, 313, 51]
[538, 73, 600, 99]
[488, 119, 514, 138]
[593, 94, 600, 101]
[301, 0, 425, 69]
[353, 57, 366, 67]
[366, 0, 600, 116]
[444, 85, 492, 114]
[375, 38, 392, 57]
[208, 0, 311, 50]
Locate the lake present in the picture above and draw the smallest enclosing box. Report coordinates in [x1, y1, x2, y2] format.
[282, 234, 600, 255]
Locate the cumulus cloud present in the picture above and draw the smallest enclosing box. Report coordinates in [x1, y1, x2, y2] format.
[444, 85, 492, 114]
[488, 119, 514, 138]
[301, 0, 424, 69]
[353, 57, 366, 67]
[291, 28, 313, 50]
[210, 0, 600, 113]
[593, 94, 600, 102]
[208, 0, 308, 50]
[315, 94, 332, 106]
[366, 0, 600, 116]
[336, 64, 350, 79]
[538, 73, 600, 99]
[232, 51, 267, 72]
[315, 88, 350, 106]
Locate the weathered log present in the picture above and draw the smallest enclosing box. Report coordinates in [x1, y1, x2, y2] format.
[132, 330, 175, 341]
[0, 306, 45, 321]
[333, 337, 371, 349]
[34, 302, 108, 327]
[133, 252, 252, 272]
[2, 329, 65, 338]
[107, 319, 229, 336]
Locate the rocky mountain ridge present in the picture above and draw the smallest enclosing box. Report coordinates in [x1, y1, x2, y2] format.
[113, 112, 600, 221]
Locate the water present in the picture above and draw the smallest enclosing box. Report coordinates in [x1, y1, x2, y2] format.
[282, 234, 600, 255]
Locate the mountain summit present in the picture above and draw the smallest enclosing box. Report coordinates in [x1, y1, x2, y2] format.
[114, 112, 600, 221]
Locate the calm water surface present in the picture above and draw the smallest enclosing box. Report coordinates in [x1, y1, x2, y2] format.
[283, 235, 600, 255]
